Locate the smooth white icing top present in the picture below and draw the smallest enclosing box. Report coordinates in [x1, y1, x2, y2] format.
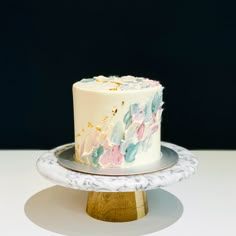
[74, 75, 161, 92]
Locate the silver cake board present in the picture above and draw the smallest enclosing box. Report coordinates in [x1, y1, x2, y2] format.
[56, 145, 178, 176]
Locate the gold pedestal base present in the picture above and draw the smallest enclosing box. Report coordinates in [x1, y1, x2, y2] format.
[86, 191, 148, 222]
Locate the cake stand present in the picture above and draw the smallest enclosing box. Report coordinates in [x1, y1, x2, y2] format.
[36, 141, 198, 222]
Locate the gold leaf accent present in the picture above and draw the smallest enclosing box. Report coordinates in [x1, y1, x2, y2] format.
[88, 122, 94, 128]
[113, 81, 122, 86]
[109, 87, 118, 91]
[103, 116, 108, 122]
[96, 79, 108, 83]
[96, 126, 102, 132]
[112, 108, 118, 116]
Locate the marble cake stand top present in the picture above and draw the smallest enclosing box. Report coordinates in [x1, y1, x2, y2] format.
[36, 142, 198, 192]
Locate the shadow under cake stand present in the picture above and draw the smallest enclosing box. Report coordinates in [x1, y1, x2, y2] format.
[36, 142, 198, 222]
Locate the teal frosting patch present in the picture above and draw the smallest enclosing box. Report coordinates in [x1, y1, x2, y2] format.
[152, 92, 162, 113]
[125, 142, 140, 163]
[123, 111, 132, 128]
[111, 121, 124, 145]
[92, 145, 104, 165]
[80, 78, 95, 83]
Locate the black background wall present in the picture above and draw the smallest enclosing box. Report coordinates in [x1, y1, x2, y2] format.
[1, 1, 236, 149]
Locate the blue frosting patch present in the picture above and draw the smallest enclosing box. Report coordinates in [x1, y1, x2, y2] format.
[125, 142, 140, 163]
[120, 139, 129, 155]
[111, 121, 124, 145]
[144, 99, 152, 122]
[152, 92, 162, 113]
[130, 103, 139, 115]
[92, 145, 104, 165]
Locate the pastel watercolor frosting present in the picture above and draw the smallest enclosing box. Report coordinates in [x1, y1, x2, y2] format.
[73, 75, 164, 168]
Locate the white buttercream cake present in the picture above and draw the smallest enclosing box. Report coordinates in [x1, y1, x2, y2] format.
[72, 75, 164, 168]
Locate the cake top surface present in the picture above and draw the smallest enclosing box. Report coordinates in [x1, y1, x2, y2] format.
[74, 75, 161, 92]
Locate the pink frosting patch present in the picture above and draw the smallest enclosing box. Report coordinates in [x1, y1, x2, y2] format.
[152, 112, 157, 122]
[137, 123, 145, 140]
[151, 124, 159, 134]
[133, 112, 145, 123]
[103, 140, 111, 150]
[79, 142, 84, 157]
[111, 146, 123, 166]
[99, 145, 123, 167]
[148, 80, 159, 87]
[99, 151, 112, 166]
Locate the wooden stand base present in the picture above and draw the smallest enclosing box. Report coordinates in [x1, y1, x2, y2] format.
[86, 191, 148, 222]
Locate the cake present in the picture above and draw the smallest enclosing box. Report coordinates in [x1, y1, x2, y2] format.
[72, 75, 164, 168]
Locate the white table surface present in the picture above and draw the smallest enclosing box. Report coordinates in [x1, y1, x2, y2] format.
[0, 150, 236, 236]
